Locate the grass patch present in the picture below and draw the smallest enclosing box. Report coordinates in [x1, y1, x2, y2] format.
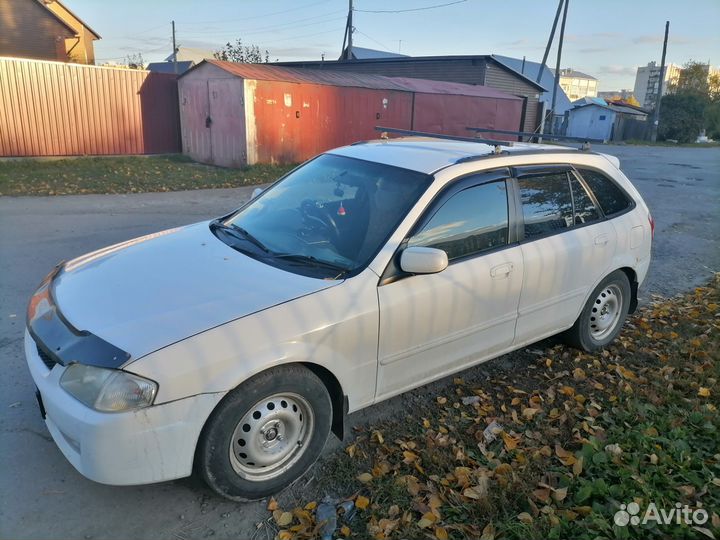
[0, 155, 295, 196]
[269, 277, 720, 540]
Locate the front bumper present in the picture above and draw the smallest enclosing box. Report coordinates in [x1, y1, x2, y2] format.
[25, 330, 224, 485]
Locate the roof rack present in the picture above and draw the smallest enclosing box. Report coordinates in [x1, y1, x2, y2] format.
[374, 126, 512, 153]
[466, 127, 603, 150]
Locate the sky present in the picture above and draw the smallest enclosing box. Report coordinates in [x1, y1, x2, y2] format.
[72, 0, 720, 91]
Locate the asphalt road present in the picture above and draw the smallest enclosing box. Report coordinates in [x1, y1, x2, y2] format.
[1, 145, 718, 540]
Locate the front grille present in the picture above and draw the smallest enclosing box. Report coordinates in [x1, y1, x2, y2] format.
[36, 345, 58, 370]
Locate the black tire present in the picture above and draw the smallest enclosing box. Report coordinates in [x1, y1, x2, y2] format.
[564, 270, 631, 352]
[197, 364, 332, 501]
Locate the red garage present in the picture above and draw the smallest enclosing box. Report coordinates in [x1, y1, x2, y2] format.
[178, 60, 523, 167]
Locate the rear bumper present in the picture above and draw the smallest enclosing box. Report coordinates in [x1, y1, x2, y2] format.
[25, 330, 224, 485]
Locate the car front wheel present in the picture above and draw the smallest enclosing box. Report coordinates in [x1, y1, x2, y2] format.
[197, 364, 332, 501]
[564, 270, 631, 352]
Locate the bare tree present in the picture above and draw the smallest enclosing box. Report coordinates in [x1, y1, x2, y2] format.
[214, 39, 269, 63]
[123, 53, 145, 70]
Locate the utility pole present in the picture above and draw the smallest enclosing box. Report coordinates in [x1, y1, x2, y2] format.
[172, 20, 178, 74]
[651, 21, 670, 142]
[537, 0, 564, 84]
[340, 0, 353, 60]
[348, 0, 353, 56]
[549, 0, 569, 135]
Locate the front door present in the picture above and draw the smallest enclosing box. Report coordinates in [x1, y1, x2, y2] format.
[376, 176, 523, 399]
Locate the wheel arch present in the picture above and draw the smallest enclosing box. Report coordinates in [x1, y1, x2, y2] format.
[617, 266, 639, 314]
[192, 361, 347, 480]
[300, 362, 348, 441]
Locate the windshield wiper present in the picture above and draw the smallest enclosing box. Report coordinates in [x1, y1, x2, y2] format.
[210, 222, 270, 253]
[272, 253, 350, 278]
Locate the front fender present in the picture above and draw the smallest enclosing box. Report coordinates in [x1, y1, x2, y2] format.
[129, 270, 380, 413]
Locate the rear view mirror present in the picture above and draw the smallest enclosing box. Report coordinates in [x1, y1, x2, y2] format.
[400, 247, 448, 274]
[251, 187, 263, 199]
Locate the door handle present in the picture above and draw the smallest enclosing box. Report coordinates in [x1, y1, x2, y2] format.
[594, 234, 609, 246]
[490, 263, 513, 278]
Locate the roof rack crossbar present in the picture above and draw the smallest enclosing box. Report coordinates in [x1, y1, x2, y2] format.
[374, 126, 513, 147]
[466, 126, 604, 146]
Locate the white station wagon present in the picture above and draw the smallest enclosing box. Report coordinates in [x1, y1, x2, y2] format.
[26, 137, 652, 500]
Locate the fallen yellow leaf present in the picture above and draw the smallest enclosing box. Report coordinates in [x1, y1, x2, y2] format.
[355, 495, 370, 510]
[357, 472, 373, 483]
[435, 526, 449, 540]
[501, 431, 519, 451]
[698, 387, 711, 397]
[517, 512, 533, 524]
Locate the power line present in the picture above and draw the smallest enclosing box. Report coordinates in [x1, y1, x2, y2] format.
[354, 0, 467, 14]
[354, 29, 392, 52]
[259, 26, 345, 46]
[181, 14, 346, 38]
[176, 0, 332, 26]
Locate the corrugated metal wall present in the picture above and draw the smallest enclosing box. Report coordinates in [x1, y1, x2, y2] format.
[275, 58, 543, 133]
[412, 93, 522, 138]
[0, 57, 180, 156]
[250, 80, 413, 165]
[483, 63, 540, 133]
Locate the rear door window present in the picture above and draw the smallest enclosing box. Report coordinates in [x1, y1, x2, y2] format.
[518, 172, 573, 239]
[576, 168, 632, 216]
[570, 175, 600, 225]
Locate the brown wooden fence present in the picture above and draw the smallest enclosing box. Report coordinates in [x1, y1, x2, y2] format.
[0, 57, 180, 156]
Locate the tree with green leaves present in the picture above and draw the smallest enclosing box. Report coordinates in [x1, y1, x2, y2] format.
[214, 39, 269, 63]
[660, 60, 720, 142]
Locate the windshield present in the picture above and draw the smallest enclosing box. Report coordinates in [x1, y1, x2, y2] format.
[220, 153, 432, 278]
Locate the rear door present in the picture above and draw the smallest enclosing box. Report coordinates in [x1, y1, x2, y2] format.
[513, 166, 617, 343]
[376, 171, 524, 399]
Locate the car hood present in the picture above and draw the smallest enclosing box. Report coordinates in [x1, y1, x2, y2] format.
[52, 222, 339, 360]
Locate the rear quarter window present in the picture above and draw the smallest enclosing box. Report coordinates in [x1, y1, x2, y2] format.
[575, 168, 633, 216]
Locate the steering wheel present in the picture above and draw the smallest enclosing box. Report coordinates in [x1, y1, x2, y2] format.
[300, 200, 341, 243]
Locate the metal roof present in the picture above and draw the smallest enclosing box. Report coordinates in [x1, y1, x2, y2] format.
[271, 55, 547, 92]
[492, 55, 572, 114]
[190, 60, 522, 100]
[147, 61, 193, 74]
[343, 46, 409, 60]
[559, 69, 597, 80]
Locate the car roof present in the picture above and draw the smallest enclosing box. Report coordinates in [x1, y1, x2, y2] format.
[327, 137, 580, 175]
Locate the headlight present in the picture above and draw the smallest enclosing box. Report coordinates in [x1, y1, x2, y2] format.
[60, 364, 157, 412]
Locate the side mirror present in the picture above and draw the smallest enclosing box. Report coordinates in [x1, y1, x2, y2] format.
[400, 247, 448, 274]
[251, 187, 264, 199]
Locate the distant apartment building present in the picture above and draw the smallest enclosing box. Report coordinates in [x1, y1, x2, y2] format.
[633, 61, 682, 109]
[598, 89, 635, 101]
[558, 69, 598, 101]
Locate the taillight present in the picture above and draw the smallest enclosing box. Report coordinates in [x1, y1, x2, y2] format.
[648, 213, 655, 239]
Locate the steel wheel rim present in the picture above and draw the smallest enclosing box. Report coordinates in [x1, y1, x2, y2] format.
[229, 393, 314, 481]
[589, 284, 623, 340]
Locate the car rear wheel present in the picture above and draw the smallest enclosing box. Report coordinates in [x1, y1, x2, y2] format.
[197, 364, 332, 501]
[564, 270, 631, 352]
